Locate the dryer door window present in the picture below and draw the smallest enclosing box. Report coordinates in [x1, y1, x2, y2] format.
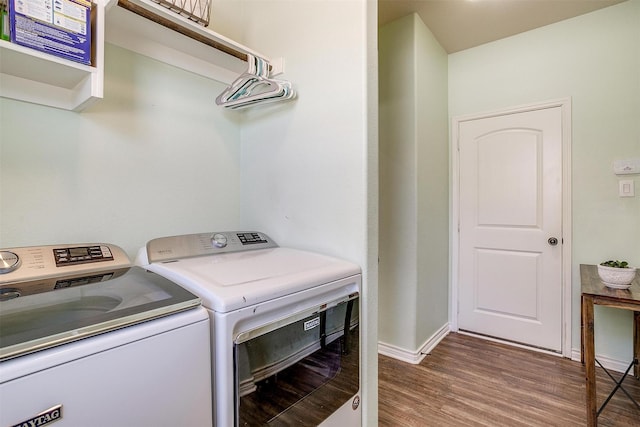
[234, 294, 359, 426]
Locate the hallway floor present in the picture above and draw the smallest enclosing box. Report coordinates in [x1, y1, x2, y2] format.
[379, 333, 640, 426]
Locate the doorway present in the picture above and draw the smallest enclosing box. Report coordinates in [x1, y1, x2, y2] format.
[451, 99, 572, 356]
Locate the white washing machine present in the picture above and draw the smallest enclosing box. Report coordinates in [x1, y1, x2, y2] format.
[136, 231, 362, 427]
[0, 243, 213, 427]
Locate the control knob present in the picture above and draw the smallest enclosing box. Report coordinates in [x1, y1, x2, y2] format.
[212, 233, 228, 248]
[0, 251, 21, 274]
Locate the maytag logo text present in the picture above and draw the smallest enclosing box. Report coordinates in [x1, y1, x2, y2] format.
[12, 405, 62, 427]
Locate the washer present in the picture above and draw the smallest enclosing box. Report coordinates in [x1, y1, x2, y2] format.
[136, 231, 362, 427]
[0, 243, 213, 427]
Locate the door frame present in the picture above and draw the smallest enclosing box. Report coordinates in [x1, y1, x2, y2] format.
[450, 98, 573, 357]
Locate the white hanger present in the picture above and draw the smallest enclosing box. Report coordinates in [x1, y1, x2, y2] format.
[215, 55, 296, 110]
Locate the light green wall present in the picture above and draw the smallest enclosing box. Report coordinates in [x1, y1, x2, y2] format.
[449, 0, 640, 363]
[414, 14, 449, 348]
[379, 15, 419, 350]
[0, 44, 242, 257]
[379, 13, 449, 352]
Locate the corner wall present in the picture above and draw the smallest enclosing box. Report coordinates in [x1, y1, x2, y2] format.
[379, 13, 449, 358]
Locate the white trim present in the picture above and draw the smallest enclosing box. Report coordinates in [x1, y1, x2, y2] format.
[378, 323, 450, 364]
[571, 348, 636, 374]
[450, 98, 573, 358]
[458, 330, 562, 357]
[560, 99, 573, 358]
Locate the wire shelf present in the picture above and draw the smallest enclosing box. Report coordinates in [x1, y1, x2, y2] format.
[150, 0, 210, 26]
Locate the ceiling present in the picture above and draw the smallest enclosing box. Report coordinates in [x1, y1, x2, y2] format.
[378, 0, 627, 53]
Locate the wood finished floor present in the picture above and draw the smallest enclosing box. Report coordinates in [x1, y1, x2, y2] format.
[379, 333, 640, 426]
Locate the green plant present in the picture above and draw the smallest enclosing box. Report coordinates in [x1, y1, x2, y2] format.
[600, 260, 629, 268]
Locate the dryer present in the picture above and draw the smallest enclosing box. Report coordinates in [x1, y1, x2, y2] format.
[0, 243, 212, 427]
[136, 231, 362, 427]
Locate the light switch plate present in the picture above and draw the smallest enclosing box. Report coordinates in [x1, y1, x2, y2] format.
[619, 180, 635, 197]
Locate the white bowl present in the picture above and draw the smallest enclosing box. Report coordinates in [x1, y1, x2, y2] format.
[597, 265, 637, 289]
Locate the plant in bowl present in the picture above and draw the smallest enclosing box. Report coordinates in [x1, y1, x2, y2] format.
[597, 260, 637, 289]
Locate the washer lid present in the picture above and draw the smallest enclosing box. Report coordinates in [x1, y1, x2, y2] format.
[0, 267, 201, 361]
[145, 247, 361, 313]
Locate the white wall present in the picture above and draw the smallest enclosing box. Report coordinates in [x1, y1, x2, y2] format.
[0, 44, 242, 257]
[449, 0, 640, 364]
[211, 0, 378, 424]
[379, 14, 449, 355]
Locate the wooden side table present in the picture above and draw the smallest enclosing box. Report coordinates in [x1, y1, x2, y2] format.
[580, 264, 640, 426]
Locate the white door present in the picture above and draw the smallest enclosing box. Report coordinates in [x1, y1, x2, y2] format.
[457, 106, 563, 352]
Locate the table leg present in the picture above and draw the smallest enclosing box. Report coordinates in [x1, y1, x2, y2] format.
[581, 297, 585, 364]
[582, 294, 597, 427]
[634, 311, 639, 380]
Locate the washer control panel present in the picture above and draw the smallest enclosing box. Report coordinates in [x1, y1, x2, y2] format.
[144, 231, 278, 263]
[236, 232, 269, 245]
[0, 243, 131, 299]
[53, 245, 114, 266]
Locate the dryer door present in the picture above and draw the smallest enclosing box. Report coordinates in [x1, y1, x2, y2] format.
[234, 293, 359, 426]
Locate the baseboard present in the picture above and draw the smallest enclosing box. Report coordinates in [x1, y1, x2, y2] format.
[571, 348, 635, 374]
[380, 328, 635, 373]
[378, 323, 450, 365]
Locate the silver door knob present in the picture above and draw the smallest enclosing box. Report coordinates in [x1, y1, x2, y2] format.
[548, 237, 558, 246]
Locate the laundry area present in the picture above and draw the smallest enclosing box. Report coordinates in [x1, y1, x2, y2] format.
[0, 0, 376, 425]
